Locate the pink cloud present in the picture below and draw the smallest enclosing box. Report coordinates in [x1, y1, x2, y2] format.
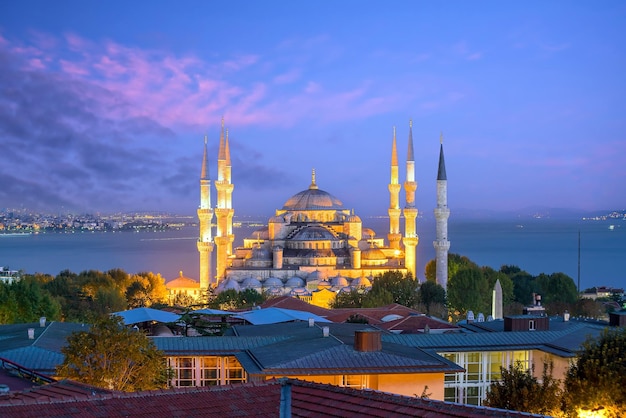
[2, 31, 442, 131]
[60, 59, 90, 76]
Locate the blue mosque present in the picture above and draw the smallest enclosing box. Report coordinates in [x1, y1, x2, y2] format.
[195, 119, 450, 304]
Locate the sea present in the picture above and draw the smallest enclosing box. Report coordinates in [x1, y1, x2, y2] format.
[1, 217, 624, 291]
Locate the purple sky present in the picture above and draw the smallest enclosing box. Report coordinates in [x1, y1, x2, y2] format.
[1, 1, 624, 217]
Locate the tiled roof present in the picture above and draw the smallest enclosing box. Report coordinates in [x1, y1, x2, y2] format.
[327, 304, 425, 325]
[152, 335, 289, 355]
[0, 378, 547, 418]
[233, 307, 332, 325]
[237, 328, 462, 376]
[384, 323, 605, 356]
[0, 322, 86, 353]
[378, 315, 459, 333]
[260, 295, 333, 316]
[112, 307, 181, 325]
[0, 347, 63, 374]
[0, 379, 112, 405]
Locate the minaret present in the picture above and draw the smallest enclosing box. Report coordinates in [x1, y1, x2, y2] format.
[433, 133, 451, 289]
[214, 119, 235, 282]
[402, 120, 419, 278]
[388, 127, 402, 251]
[197, 134, 215, 289]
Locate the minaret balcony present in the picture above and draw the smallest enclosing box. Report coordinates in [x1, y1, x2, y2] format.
[433, 240, 451, 251]
[434, 207, 450, 218]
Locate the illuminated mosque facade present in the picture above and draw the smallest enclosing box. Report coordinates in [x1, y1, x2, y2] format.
[196, 119, 450, 302]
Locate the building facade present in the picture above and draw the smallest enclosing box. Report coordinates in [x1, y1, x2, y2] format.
[199, 121, 428, 297]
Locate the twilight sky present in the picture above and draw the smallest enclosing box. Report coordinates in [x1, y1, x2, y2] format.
[1, 1, 624, 218]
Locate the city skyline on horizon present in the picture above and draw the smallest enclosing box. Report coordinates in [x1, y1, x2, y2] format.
[1, 1, 625, 217]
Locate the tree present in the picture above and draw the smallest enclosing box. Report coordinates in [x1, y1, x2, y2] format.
[331, 289, 364, 308]
[57, 315, 170, 391]
[501, 266, 535, 305]
[367, 271, 418, 308]
[0, 276, 61, 323]
[482, 267, 514, 306]
[563, 328, 626, 417]
[417, 280, 446, 315]
[126, 272, 167, 308]
[447, 266, 490, 319]
[207, 289, 267, 310]
[424, 259, 436, 282]
[535, 272, 578, 305]
[484, 360, 562, 416]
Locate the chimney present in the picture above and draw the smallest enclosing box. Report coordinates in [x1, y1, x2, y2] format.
[308, 318, 315, 327]
[39, 317, 46, 327]
[322, 326, 329, 337]
[28, 328, 35, 339]
[564, 311, 570, 322]
[535, 294, 542, 306]
[354, 330, 382, 352]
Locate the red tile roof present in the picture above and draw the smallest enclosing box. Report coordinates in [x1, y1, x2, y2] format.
[260, 295, 333, 316]
[378, 315, 458, 334]
[0, 378, 545, 418]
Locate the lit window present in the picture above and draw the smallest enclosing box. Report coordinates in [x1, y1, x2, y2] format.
[341, 375, 368, 389]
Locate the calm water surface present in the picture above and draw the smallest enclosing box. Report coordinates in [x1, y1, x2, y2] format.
[1, 217, 623, 290]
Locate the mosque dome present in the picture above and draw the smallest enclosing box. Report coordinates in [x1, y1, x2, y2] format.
[167, 271, 200, 289]
[352, 276, 372, 288]
[221, 278, 241, 292]
[250, 245, 270, 260]
[330, 275, 350, 287]
[285, 276, 305, 288]
[282, 170, 344, 211]
[242, 277, 262, 290]
[307, 270, 325, 282]
[263, 277, 284, 289]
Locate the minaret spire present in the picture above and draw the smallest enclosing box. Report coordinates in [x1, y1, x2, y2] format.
[434, 133, 450, 289]
[388, 126, 402, 251]
[403, 119, 418, 278]
[198, 133, 215, 291]
[215, 118, 235, 282]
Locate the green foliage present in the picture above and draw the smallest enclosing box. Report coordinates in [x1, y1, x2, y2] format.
[331, 289, 364, 309]
[447, 266, 490, 317]
[417, 280, 446, 315]
[424, 259, 436, 282]
[126, 272, 168, 308]
[482, 267, 514, 306]
[362, 286, 393, 308]
[510, 273, 535, 305]
[331, 271, 418, 309]
[563, 328, 626, 417]
[500, 266, 578, 308]
[207, 288, 267, 310]
[535, 272, 578, 304]
[0, 276, 61, 323]
[484, 361, 562, 416]
[56, 315, 170, 391]
[368, 271, 418, 308]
